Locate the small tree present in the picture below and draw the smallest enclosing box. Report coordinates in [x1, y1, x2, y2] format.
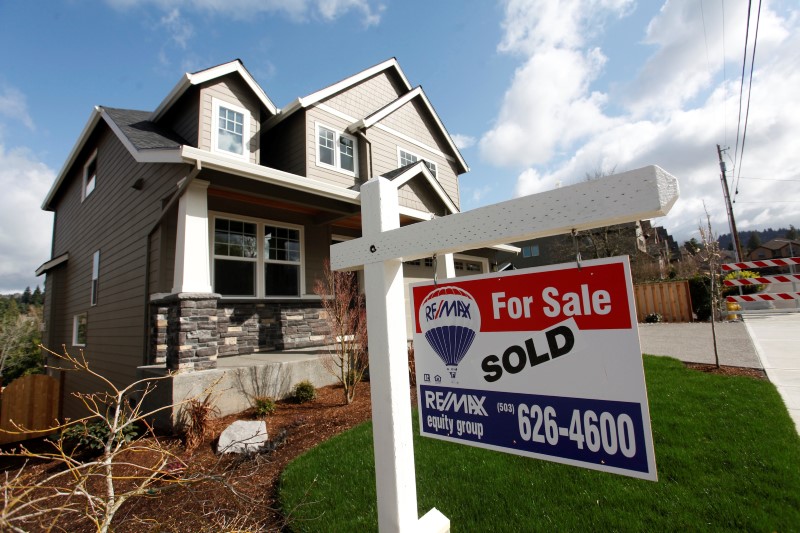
[313, 260, 368, 404]
[696, 205, 722, 368]
[746, 232, 761, 253]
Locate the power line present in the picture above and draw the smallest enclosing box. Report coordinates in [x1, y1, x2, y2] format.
[732, 0, 752, 174]
[739, 177, 800, 182]
[733, 0, 763, 202]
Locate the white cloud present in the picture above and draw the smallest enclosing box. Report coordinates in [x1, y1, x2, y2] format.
[159, 8, 193, 49]
[0, 144, 54, 293]
[0, 85, 35, 131]
[451, 134, 476, 150]
[487, 1, 800, 242]
[106, 0, 384, 26]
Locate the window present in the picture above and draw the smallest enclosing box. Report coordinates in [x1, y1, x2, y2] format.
[404, 259, 421, 266]
[531, 245, 540, 257]
[212, 98, 250, 158]
[212, 215, 303, 298]
[522, 246, 531, 258]
[424, 258, 433, 267]
[91, 251, 99, 306]
[82, 152, 97, 201]
[397, 148, 437, 178]
[73, 313, 87, 347]
[522, 244, 540, 258]
[316, 123, 358, 176]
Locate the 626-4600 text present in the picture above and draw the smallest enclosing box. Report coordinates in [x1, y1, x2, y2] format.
[515, 403, 637, 458]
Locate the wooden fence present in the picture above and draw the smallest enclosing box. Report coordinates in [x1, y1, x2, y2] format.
[0, 373, 62, 444]
[634, 280, 693, 322]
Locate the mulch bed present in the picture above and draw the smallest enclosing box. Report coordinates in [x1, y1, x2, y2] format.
[684, 362, 768, 380]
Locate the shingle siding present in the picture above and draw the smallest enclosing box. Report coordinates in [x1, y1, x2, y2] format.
[199, 76, 261, 164]
[321, 71, 404, 119]
[305, 106, 361, 188]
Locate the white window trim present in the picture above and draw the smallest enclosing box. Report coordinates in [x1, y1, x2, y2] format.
[314, 122, 359, 178]
[396, 146, 437, 177]
[72, 313, 87, 347]
[210, 212, 306, 299]
[211, 97, 251, 161]
[91, 250, 100, 306]
[82, 150, 97, 202]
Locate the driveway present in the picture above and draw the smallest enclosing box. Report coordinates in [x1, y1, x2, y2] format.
[638, 321, 762, 368]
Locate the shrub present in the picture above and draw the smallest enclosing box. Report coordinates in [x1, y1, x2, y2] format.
[62, 419, 139, 452]
[253, 396, 276, 417]
[722, 270, 764, 296]
[688, 274, 712, 320]
[182, 394, 218, 451]
[292, 380, 316, 404]
[644, 313, 663, 323]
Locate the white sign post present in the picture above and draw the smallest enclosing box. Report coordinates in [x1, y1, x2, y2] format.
[331, 165, 679, 532]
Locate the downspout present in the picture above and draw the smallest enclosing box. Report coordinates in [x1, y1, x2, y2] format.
[142, 160, 202, 366]
[353, 130, 373, 180]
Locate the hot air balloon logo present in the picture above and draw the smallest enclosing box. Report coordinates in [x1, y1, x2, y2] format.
[419, 286, 481, 382]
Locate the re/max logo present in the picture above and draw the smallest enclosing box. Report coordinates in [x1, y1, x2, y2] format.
[425, 299, 472, 321]
[423, 390, 487, 416]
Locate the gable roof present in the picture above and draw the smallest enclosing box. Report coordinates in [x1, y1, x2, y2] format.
[347, 86, 469, 174]
[103, 107, 186, 151]
[151, 59, 278, 121]
[757, 238, 800, 251]
[381, 160, 459, 215]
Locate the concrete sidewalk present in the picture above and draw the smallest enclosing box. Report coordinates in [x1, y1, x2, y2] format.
[638, 321, 762, 368]
[742, 312, 800, 434]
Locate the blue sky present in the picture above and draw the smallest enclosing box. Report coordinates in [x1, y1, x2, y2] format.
[1, 0, 798, 292]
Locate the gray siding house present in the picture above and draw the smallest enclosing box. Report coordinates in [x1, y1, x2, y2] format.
[36, 59, 502, 416]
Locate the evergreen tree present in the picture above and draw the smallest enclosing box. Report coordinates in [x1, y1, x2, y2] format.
[786, 225, 798, 241]
[747, 233, 761, 253]
[31, 285, 43, 306]
[21, 286, 32, 305]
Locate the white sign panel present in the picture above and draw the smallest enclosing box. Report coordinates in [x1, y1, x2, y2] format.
[411, 256, 657, 481]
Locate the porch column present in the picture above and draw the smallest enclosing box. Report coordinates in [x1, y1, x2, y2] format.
[435, 253, 455, 279]
[172, 179, 213, 294]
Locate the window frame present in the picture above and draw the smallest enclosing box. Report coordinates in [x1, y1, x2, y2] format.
[91, 250, 100, 306]
[397, 147, 437, 178]
[211, 97, 251, 160]
[314, 122, 359, 178]
[82, 150, 97, 202]
[210, 212, 305, 299]
[73, 313, 87, 347]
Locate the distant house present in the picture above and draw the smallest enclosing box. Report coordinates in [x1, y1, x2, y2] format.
[35, 58, 509, 417]
[748, 239, 800, 261]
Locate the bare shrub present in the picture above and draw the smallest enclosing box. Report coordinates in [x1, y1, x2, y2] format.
[181, 394, 218, 451]
[313, 259, 368, 404]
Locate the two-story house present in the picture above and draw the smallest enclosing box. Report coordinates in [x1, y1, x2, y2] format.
[36, 58, 506, 417]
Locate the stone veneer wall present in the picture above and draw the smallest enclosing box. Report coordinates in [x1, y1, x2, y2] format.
[149, 295, 329, 370]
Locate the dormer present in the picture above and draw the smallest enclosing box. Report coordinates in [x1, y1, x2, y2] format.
[151, 60, 278, 165]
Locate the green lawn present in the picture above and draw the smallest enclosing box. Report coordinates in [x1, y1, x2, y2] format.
[279, 356, 800, 532]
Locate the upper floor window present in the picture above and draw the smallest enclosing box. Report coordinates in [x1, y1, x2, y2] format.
[212, 215, 303, 298]
[522, 245, 540, 258]
[212, 98, 250, 159]
[73, 313, 87, 347]
[82, 151, 97, 201]
[397, 148, 437, 178]
[316, 123, 358, 177]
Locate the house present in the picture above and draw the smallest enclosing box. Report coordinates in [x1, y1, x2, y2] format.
[748, 239, 800, 261]
[36, 58, 510, 418]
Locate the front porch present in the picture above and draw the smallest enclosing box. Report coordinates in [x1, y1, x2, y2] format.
[137, 345, 340, 428]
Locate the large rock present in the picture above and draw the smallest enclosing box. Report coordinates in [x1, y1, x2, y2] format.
[217, 420, 269, 454]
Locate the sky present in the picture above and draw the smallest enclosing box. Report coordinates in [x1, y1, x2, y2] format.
[0, 0, 798, 293]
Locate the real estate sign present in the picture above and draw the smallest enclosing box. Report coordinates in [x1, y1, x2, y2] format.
[411, 256, 657, 481]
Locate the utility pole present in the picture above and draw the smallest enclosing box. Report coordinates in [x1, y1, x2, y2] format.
[717, 144, 743, 262]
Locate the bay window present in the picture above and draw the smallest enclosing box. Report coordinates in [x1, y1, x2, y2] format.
[212, 215, 303, 298]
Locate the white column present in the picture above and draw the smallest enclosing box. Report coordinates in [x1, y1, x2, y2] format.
[435, 253, 455, 280]
[361, 177, 421, 532]
[172, 179, 213, 294]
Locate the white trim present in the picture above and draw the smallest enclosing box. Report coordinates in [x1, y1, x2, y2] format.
[211, 97, 251, 161]
[349, 87, 422, 131]
[396, 146, 437, 179]
[181, 146, 361, 205]
[172, 179, 213, 293]
[314, 122, 359, 178]
[398, 205, 435, 221]
[152, 60, 277, 122]
[380, 161, 458, 215]
[210, 211, 306, 299]
[316, 103, 457, 164]
[81, 149, 98, 202]
[72, 313, 87, 347]
[35, 253, 69, 276]
[264, 58, 411, 130]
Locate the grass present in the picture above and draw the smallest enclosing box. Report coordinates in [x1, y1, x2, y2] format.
[279, 356, 800, 532]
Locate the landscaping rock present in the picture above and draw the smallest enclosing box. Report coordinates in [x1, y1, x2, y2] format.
[217, 420, 269, 454]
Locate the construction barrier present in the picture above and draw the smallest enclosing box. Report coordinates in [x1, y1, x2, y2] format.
[723, 257, 800, 314]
